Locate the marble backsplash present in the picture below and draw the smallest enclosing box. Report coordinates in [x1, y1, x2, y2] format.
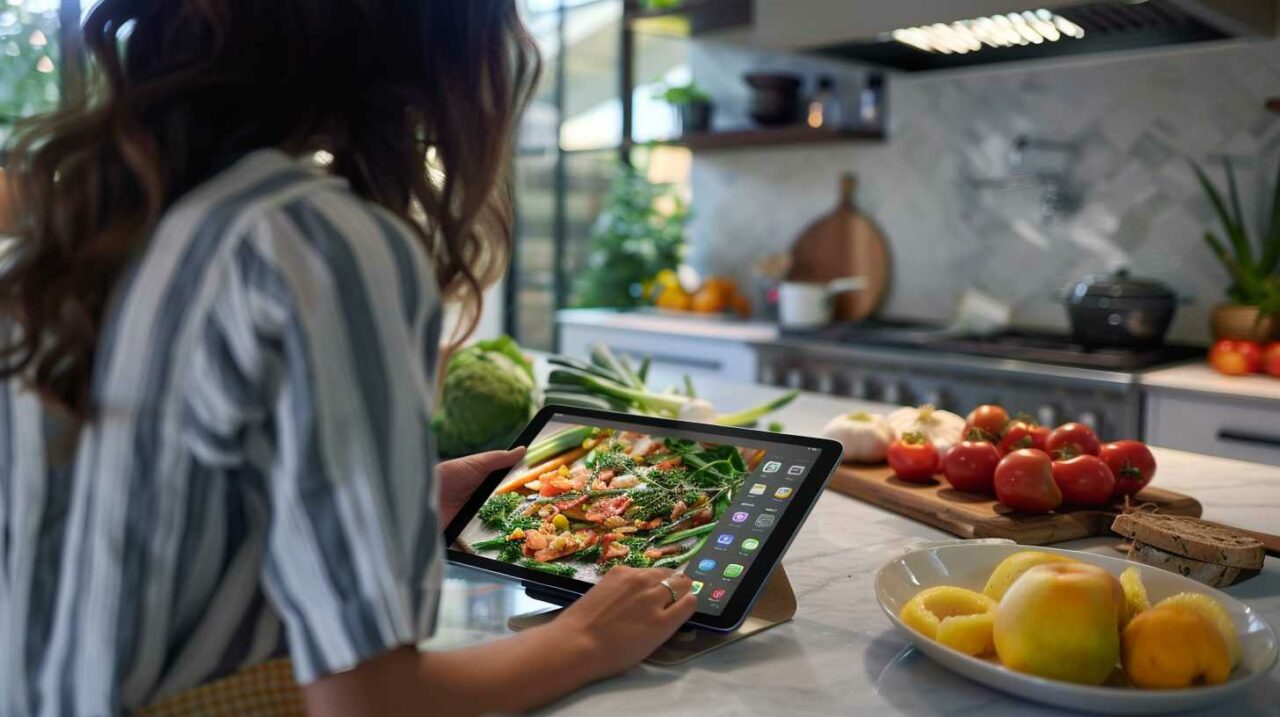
[687, 38, 1280, 344]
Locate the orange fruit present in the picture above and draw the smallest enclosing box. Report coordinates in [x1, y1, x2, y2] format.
[1122, 605, 1231, 689]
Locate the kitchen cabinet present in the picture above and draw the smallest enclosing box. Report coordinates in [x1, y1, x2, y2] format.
[555, 309, 776, 383]
[1142, 364, 1280, 467]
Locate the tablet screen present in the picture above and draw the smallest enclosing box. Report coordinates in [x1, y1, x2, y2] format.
[448, 408, 840, 626]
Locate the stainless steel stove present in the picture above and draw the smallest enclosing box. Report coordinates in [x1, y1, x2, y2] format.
[756, 322, 1204, 439]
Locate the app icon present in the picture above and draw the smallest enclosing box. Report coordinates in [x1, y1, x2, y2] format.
[723, 564, 744, 579]
[710, 588, 727, 601]
[731, 511, 749, 523]
[754, 514, 775, 528]
[774, 486, 794, 499]
[748, 483, 767, 496]
[762, 460, 781, 473]
[742, 538, 760, 552]
[787, 464, 805, 476]
[716, 533, 735, 546]
[697, 558, 717, 572]
[690, 581, 704, 595]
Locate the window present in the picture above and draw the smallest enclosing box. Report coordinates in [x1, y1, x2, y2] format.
[0, 0, 72, 148]
[509, 0, 626, 352]
[508, 0, 692, 351]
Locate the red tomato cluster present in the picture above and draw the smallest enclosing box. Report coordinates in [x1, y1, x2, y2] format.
[885, 404, 1158, 515]
[1209, 340, 1280, 378]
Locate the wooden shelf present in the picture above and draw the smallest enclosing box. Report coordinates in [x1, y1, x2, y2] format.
[638, 125, 886, 151]
[626, 0, 751, 37]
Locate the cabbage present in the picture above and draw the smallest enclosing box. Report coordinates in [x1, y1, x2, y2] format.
[433, 335, 538, 458]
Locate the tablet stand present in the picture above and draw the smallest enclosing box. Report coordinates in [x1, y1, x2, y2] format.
[506, 565, 796, 665]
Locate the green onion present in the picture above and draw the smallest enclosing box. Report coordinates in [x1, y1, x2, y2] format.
[656, 521, 716, 546]
[714, 389, 800, 427]
[525, 425, 598, 465]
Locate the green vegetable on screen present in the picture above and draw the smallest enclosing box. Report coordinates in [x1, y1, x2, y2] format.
[433, 335, 538, 458]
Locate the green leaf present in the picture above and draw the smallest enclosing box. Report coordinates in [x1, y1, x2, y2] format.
[1223, 158, 1254, 266]
[1191, 160, 1251, 268]
[1261, 159, 1280, 275]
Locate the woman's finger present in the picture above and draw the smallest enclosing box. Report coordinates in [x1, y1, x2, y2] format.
[649, 571, 692, 607]
[662, 591, 699, 626]
[458, 447, 526, 473]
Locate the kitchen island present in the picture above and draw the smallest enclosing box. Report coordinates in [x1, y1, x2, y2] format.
[426, 375, 1280, 716]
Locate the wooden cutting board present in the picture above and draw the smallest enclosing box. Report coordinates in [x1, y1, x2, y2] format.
[826, 464, 1202, 545]
[787, 173, 890, 322]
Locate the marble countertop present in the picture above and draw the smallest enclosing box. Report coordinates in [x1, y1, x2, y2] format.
[427, 376, 1280, 716]
[1142, 362, 1280, 404]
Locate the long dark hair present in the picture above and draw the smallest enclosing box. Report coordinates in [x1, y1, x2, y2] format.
[1, 0, 538, 418]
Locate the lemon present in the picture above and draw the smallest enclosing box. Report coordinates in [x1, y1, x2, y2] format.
[936, 611, 996, 656]
[1156, 592, 1241, 668]
[982, 551, 1078, 601]
[1119, 567, 1150, 626]
[900, 586, 997, 641]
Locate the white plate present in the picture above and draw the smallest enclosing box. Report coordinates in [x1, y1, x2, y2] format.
[874, 540, 1278, 715]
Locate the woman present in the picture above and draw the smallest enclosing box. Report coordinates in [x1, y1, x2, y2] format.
[0, 1, 696, 715]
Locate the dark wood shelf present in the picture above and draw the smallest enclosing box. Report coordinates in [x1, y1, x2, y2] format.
[626, 0, 751, 37]
[638, 125, 886, 151]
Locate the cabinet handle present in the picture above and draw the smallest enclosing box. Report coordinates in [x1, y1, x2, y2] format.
[1217, 429, 1280, 449]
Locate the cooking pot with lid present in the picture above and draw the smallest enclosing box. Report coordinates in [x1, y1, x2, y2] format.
[1064, 269, 1178, 348]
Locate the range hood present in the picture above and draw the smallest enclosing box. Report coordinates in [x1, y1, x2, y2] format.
[752, 0, 1277, 72]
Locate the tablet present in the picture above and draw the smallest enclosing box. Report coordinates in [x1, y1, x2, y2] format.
[445, 405, 843, 632]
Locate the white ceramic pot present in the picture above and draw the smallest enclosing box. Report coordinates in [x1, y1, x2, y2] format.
[778, 276, 866, 329]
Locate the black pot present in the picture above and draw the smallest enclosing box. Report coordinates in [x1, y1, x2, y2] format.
[745, 72, 802, 126]
[1064, 269, 1177, 348]
[677, 99, 713, 135]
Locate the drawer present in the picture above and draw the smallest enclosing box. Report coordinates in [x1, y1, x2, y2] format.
[557, 325, 758, 382]
[1145, 391, 1280, 467]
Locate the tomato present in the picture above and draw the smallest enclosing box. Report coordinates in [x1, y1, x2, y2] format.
[1099, 440, 1157, 499]
[1264, 342, 1280, 378]
[994, 449, 1061, 513]
[998, 420, 1049, 455]
[1051, 455, 1116, 505]
[964, 405, 1009, 441]
[1045, 422, 1101, 459]
[942, 438, 1001, 494]
[1209, 339, 1263, 376]
[888, 432, 940, 482]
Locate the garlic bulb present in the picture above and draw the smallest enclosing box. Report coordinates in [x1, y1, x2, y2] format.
[823, 411, 893, 464]
[887, 404, 966, 458]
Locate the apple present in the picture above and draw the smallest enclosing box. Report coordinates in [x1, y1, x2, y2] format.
[994, 563, 1125, 685]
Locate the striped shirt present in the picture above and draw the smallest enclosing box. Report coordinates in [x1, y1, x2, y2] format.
[0, 149, 445, 716]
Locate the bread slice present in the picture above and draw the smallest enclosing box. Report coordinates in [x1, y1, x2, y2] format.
[1126, 541, 1257, 588]
[1111, 513, 1265, 570]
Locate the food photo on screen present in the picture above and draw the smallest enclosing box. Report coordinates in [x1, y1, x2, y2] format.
[455, 421, 767, 581]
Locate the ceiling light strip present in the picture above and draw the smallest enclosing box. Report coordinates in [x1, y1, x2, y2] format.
[891, 8, 1086, 54]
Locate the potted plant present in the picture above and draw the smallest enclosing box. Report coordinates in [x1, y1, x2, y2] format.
[655, 81, 713, 136]
[571, 163, 688, 309]
[1191, 158, 1280, 342]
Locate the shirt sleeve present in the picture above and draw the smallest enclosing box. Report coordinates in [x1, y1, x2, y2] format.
[184, 195, 445, 684]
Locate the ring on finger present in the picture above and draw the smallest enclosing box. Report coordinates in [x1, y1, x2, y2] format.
[658, 577, 680, 606]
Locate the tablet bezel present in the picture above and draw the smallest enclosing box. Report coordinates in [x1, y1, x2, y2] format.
[443, 405, 843, 632]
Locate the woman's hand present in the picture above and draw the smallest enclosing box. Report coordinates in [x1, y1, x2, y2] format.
[553, 566, 699, 682]
[436, 447, 525, 525]
[304, 564, 697, 716]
